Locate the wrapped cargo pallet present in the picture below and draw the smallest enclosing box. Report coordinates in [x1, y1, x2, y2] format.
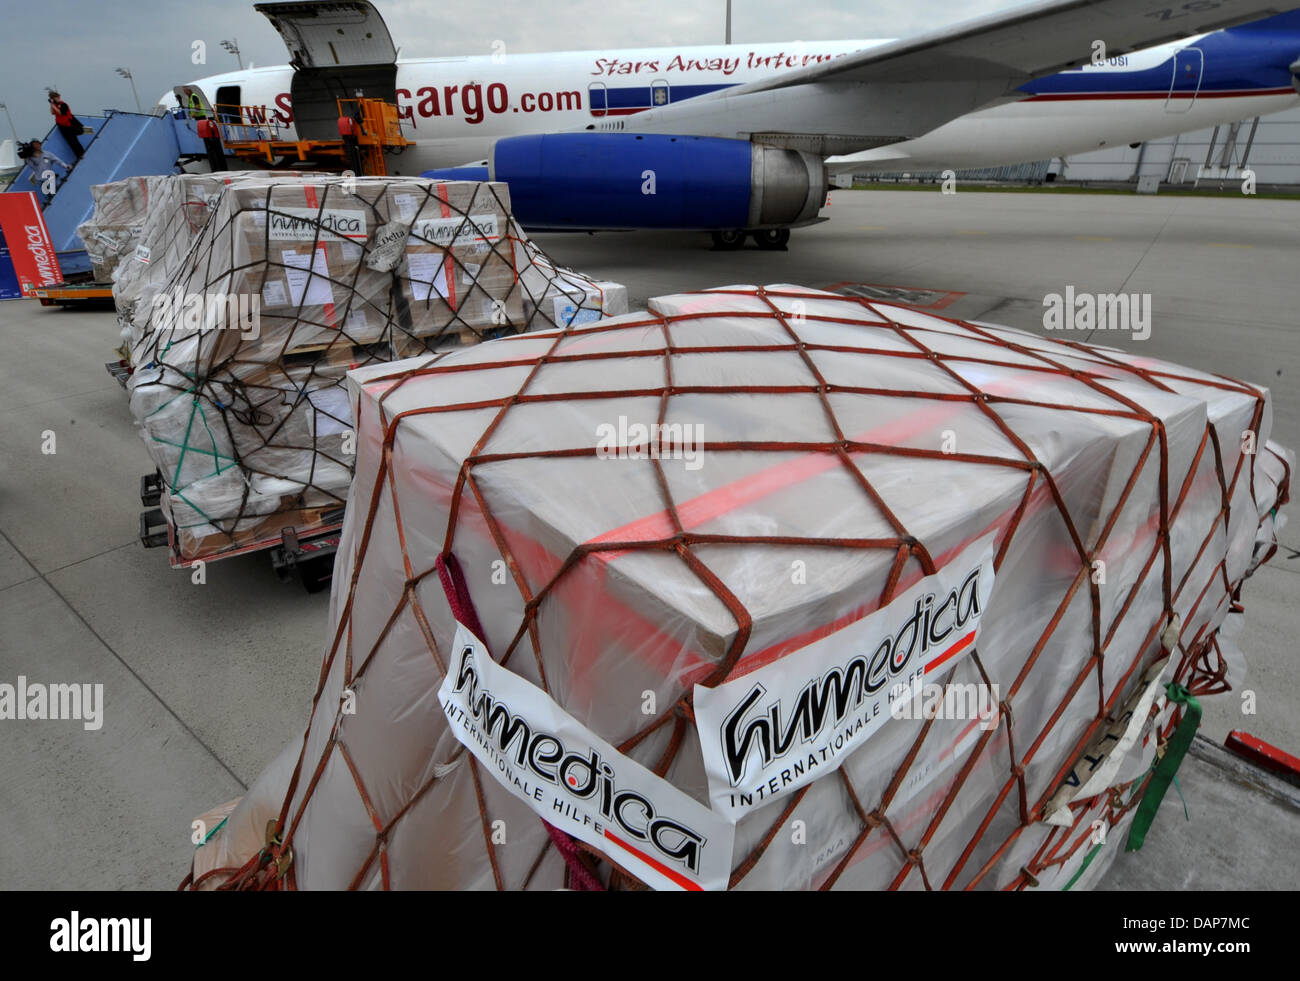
[127, 173, 627, 564]
[113, 171, 314, 350]
[75, 175, 166, 282]
[183, 284, 1291, 891]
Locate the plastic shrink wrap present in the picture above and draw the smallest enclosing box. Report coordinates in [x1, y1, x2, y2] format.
[123, 173, 626, 562]
[185, 285, 1291, 890]
[75, 175, 166, 282]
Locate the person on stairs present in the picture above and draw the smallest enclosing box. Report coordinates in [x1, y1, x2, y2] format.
[47, 92, 85, 160]
[19, 139, 71, 205]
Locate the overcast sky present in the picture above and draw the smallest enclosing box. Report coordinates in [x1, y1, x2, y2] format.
[0, 0, 1027, 141]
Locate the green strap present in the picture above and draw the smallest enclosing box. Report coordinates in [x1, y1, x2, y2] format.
[1126, 683, 1200, 851]
[195, 815, 228, 849]
[1062, 840, 1105, 890]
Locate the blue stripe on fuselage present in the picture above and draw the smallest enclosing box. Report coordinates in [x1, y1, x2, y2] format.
[594, 10, 1300, 111]
[1020, 9, 1300, 96]
[593, 82, 734, 111]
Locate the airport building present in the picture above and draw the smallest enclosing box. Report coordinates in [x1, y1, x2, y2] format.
[1062, 104, 1300, 185]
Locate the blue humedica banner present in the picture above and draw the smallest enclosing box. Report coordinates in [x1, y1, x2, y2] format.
[0, 227, 23, 300]
[693, 535, 997, 823]
[439, 623, 735, 890]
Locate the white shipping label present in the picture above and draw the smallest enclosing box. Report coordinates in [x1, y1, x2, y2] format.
[343, 307, 368, 336]
[693, 535, 997, 822]
[282, 249, 333, 308]
[411, 213, 500, 250]
[393, 192, 420, 222]
[267, 207, 367, 241]
[261, 279, 288, 307]
[307, 385, 354, 438]
[366, 220, 411, 272]
[440, 623, 735, 891]
[554, 295, 602, 327]
[407, 252, 449, 301]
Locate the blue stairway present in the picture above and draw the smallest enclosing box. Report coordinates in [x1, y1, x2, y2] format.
[5, 109, 204, 278]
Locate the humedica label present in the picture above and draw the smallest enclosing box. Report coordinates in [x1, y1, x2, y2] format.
[439, 623, 735, 890]
[694, 535, 997, 822]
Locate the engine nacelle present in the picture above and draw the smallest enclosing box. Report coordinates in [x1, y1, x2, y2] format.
[423, 133, 825, 232]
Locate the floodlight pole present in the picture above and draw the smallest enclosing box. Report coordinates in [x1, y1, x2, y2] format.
[116, 68, 142, 112]
[0, 102, 17, 142]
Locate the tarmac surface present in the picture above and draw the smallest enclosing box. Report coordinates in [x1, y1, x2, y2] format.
[1, 188, 1296, 889]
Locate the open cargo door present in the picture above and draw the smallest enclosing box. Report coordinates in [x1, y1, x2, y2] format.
[255, 1, 399, 141]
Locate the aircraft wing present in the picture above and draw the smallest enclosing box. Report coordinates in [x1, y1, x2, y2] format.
[605, 0, 1297, 155]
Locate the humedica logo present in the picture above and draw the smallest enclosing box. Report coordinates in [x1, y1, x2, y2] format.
[692, 536, 997, 820]
[719, 564, 984, 786]
[446, 643, 710, 879]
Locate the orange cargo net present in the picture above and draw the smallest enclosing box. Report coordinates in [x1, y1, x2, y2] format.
[183, 285, 1291, 892]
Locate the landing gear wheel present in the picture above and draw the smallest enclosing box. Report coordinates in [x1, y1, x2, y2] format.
[752, 228, 791, 250]
[297, 553, 336, 594]
[710, 229, 746, 250]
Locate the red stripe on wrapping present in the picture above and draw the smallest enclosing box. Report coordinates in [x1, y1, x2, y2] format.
[603, 828, 703, 891]
[319, 241, 336, 328]
[299, 186, 335, 327]
[924, 629, 977, 675]
[436, 183, 458, 311]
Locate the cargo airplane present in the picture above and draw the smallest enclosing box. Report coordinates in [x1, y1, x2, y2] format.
[168, 0, 1300, 248]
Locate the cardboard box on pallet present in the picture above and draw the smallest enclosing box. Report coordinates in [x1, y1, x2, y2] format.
[182, 284, 1292, 890]
[393, 184, 522, 340]
[125, 173, 629, 566]
[114, 172, 316, 350]
[76, 176, 165, 282]
[206, 179, 522, 355]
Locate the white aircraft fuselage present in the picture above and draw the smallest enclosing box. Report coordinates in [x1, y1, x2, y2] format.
[167, 27, 1300, 176]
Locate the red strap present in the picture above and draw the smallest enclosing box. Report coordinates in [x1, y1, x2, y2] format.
[542, 821, 605, 891]
[435, 551, 488, 645]
[433, 550, 606, 891]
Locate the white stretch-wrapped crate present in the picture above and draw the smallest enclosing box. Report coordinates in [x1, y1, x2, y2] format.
[113, 171, 314, 349]
[511, 219, 628, 327]
[185, 285, 1292, 890]
[126, 173, 629, 563]
[75, 175, 166, 282]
